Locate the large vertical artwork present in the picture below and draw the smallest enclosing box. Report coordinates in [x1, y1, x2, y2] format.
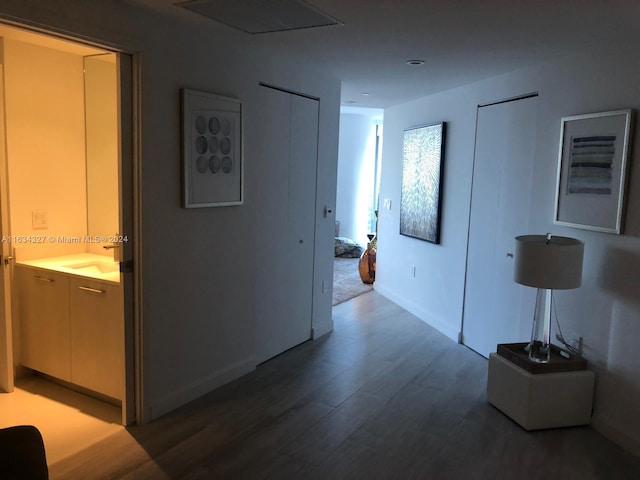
[400, 122, 446, 243]
[182, 89, 243, 208]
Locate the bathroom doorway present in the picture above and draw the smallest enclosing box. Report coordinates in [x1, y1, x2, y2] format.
[0, 22, 137, 435]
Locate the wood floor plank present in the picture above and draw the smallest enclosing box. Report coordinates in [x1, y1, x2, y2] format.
[281, 391, 386, 466]
[359, 337, 449, 401]
[181, 401, 331, 479]
[304, 355, 394, 408]
[298, 438, 385, 480]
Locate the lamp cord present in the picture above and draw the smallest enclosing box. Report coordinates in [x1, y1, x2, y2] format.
[552, 290, 583, 357]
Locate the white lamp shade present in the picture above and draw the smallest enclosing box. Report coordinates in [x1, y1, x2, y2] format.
[514, 235, 584, 290]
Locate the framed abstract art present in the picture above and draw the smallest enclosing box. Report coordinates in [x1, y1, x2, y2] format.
[182, 89, 243, 208]
[400, 122, 446, 244]
[554, 109, 632, 234]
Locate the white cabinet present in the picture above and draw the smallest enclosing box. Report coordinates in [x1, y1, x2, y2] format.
[69, 277, 123, 400]
[16, 265, 123, 400]
[17, 267, 71, 381]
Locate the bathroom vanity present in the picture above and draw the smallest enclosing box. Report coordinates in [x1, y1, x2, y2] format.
[15, 254, 123, 402]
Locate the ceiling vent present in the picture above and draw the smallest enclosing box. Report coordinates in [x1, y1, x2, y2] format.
[177, 0, 341, 34]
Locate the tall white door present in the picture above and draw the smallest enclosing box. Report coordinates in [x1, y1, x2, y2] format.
[462, 95, 538, 358]
[255, 85, 318, 363]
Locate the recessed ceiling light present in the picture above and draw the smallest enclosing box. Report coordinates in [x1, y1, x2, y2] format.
[343, 100, 357, 104]
[406, 59, 425, 66]
[362, 92, 370, 96]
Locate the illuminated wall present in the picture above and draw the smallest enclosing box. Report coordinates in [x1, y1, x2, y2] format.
[4, 39, 87, 260]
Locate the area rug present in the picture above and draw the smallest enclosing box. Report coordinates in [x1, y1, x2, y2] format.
[332, 257, 373, 305]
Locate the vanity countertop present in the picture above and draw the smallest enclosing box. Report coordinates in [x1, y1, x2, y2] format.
[17, 253, 120, 283]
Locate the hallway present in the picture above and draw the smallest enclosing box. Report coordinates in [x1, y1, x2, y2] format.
[49, 291, 640, 479]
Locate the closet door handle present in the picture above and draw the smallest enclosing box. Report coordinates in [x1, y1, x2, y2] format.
[78, 286, 106, 294]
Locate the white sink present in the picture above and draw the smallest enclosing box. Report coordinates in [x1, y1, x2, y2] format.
[67, 261, 119, 274]
[17, 254, 121, 283]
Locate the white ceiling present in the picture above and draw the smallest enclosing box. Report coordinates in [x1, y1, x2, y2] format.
[125, 0, 640, 108]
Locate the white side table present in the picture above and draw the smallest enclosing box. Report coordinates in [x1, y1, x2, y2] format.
[487, 352, 595, 430]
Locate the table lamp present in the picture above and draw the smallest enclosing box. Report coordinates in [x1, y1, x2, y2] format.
[514, 234, 584, 363]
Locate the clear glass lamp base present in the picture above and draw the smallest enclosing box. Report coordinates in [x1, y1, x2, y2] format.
[528, 340, 550, 363]
[528, 288, 553, 363]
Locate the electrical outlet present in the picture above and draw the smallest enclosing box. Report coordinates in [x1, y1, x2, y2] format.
[411, 265, 416, 278]
[32, 209, 48, 230]
[571, 336, 584, 355]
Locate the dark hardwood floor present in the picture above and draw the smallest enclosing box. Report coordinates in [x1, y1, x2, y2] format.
[50, 291, 640, 479]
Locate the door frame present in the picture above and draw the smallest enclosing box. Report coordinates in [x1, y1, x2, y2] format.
[0, 18, 143, 425]
[0, 52, 14, 394]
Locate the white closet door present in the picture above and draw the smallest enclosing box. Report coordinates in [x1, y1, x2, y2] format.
[462, 96, 538, 358]
[284, 94, 318, 352]
[255, 86, 318, 363]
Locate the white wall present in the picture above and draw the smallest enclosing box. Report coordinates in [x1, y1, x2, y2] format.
[336, 109, 381, 244]
[0, 0, 340, 421]
[377, 48, 640, 454]
[4, 39, 87, 260]
[85, 54, 119, 256]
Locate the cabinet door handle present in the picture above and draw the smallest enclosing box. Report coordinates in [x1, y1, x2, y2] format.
[78, 286, 106, 294]
[34, 276, 54, 283]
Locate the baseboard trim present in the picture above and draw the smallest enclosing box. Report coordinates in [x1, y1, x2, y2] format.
[374, 285, 461, 343]
[312, 318, 333, 339]
[147, 356, 255, 420]
[591, 415, 640, 458]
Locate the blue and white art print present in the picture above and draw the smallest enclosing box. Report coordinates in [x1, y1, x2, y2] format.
[567, 135, 615, 195]
[554, 110, 632, 234]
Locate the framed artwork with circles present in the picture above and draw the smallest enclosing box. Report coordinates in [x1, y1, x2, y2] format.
[182, 89, 243, 207]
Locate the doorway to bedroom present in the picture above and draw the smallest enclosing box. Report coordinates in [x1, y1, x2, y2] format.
[333, 106, 383, 305]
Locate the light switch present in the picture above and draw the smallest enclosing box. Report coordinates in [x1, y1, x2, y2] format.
[32, 209, 48, 229]
[383, 199, 392, 210]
